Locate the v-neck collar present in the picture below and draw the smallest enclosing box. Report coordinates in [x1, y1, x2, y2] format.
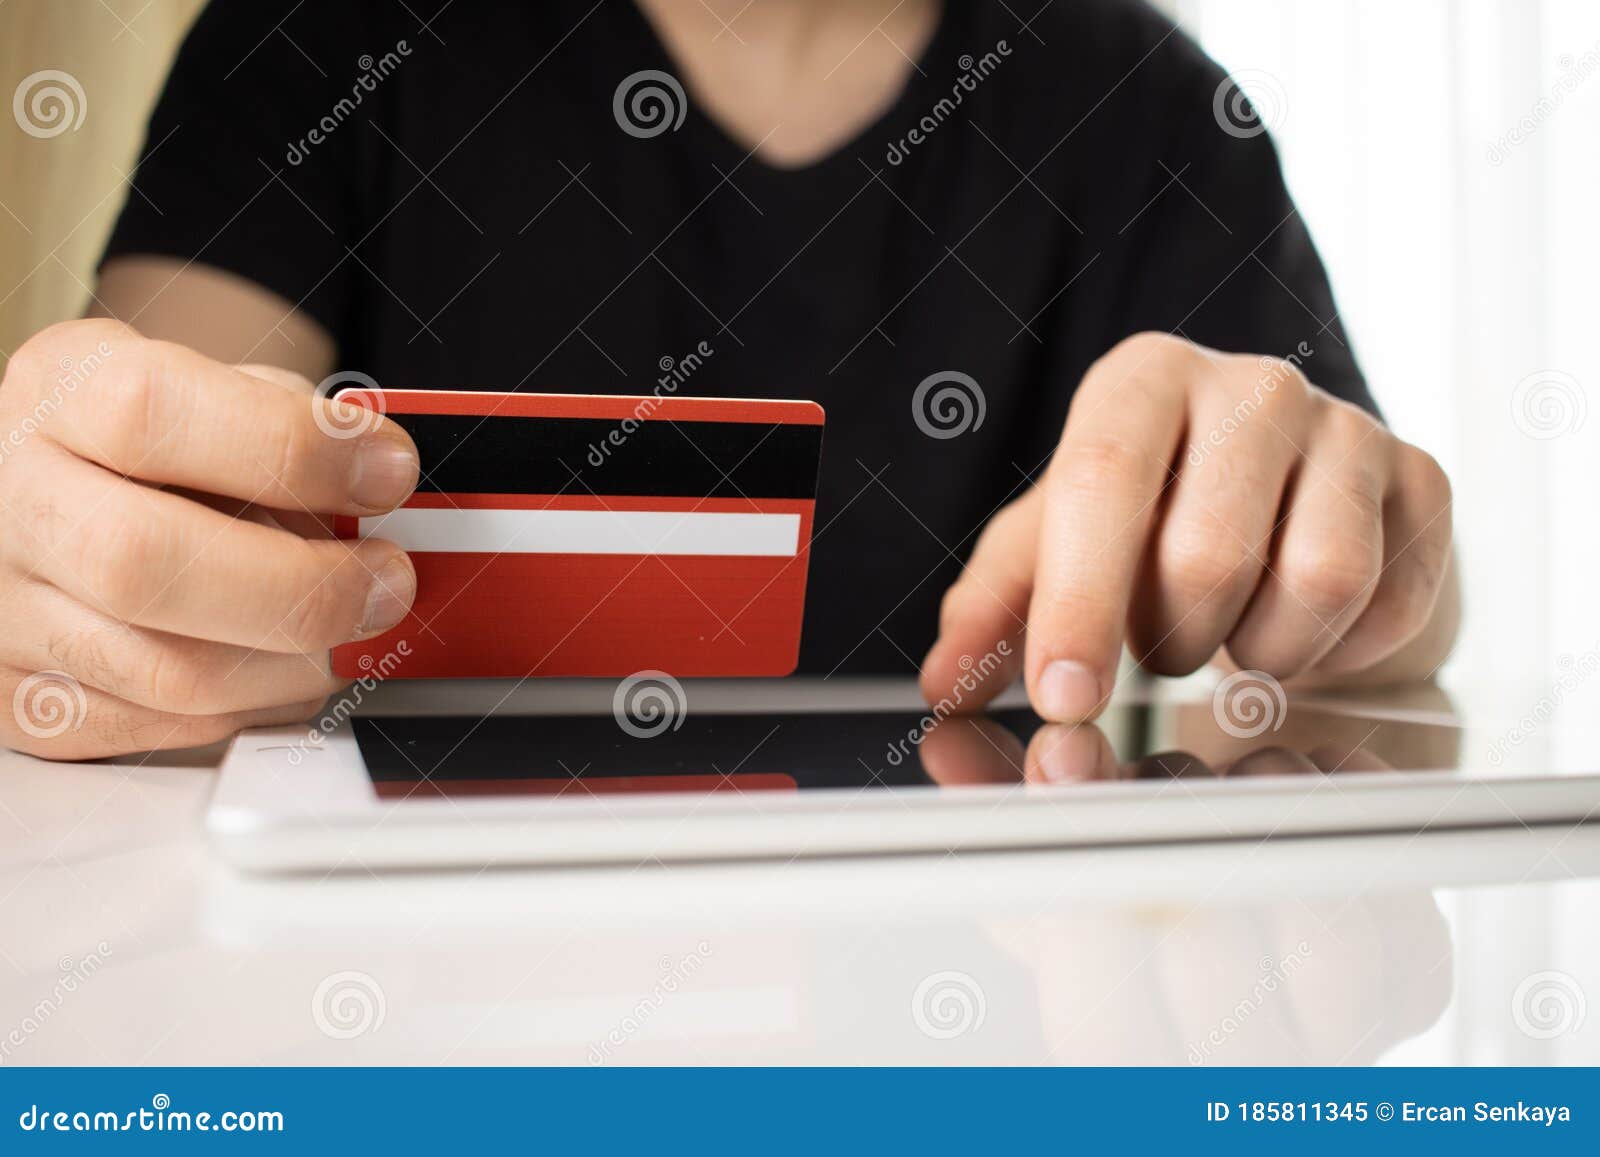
[621, 0, 959, 182]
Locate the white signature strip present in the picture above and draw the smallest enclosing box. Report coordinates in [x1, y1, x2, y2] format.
[358, 508, 801, 557]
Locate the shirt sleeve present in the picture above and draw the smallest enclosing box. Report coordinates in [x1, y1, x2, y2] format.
[100, 0, 388, 340]
[1106, 28, 1377, 416]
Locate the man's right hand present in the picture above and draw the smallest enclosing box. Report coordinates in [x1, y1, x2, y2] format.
[0, 319, 420, 759]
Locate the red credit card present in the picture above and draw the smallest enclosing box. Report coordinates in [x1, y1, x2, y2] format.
[331, 389, 825, 679]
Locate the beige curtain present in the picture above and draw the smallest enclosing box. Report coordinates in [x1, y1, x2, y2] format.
[0, 0, 206, 365]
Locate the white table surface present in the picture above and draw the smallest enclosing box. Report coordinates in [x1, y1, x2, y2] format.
[1, 676, 1596, 1066]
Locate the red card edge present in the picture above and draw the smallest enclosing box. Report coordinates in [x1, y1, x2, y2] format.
[334, 388, 825, 426]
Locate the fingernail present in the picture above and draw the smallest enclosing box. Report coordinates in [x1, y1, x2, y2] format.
[359, 556, 415, 637]
[1037, 660, 1102, 721]
[349, 437, 419, 510]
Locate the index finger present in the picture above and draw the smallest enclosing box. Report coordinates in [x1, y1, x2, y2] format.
[35, 328, 418, 515]
[1027, 337, 1190, 720]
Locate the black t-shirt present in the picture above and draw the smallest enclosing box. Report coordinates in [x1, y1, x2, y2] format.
[104, 0, 1373, 675]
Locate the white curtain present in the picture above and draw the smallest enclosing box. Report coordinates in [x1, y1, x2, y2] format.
[0, 0, 207, 359]
[1166, 0, 1600, 688]
[1165, 0, 1600, 1067]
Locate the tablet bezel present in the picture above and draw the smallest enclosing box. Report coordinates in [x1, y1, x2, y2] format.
[207, 696, 1598, 873]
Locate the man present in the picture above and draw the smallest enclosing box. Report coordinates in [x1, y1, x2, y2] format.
[0, 0, 1455, 758]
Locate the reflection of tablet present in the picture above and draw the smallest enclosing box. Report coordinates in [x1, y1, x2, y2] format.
[207, 686, 1596, 873]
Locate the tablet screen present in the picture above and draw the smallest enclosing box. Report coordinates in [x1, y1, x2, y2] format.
[350, 699, 1467, 800]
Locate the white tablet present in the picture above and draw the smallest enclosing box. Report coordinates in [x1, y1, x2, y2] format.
[207, 678, 1596, 873]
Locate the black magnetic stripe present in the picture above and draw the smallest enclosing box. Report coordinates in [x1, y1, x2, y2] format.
[391, 412, 823, 499]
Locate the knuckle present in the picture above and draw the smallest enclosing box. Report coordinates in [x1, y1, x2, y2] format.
[48, 623, 225, 716]
[93, 353, 163, 463]
[141, 642, 221, 713]
[1384, 576, 1439, 641]
[3, 334, 58, 399]
[1332, 467, 1386, 528]
[263, 409, 316, 499]
[8, 321, 99, 376]
[1407, 529, 1452, 593]
[1250, 353, 1311, 401]
[1160, 522, 1254, 605]
[1347, 575, 1437, 652]
[1281, 536, 1381, 617]
[274, 544, 362, 649]
[1056, 433, 1164, 493]
[44, 627, 119, 691]
[1394, 539, 1452, 632]
[80, 517, 165, 620]
[41, 317, 138, 348]
[1184, 427, 1265, 489]
[6, 321, 134, 396]
[1199, 355, 1308, 429]
[1319, 442, 1388, 522]
[1402, 444, 1453, 513]
[1082, 332, 1199, 402]
[1107, 331, 1198, 372]
[1322, 397, 1377, 442]
[1254, 366, 1309, 420]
